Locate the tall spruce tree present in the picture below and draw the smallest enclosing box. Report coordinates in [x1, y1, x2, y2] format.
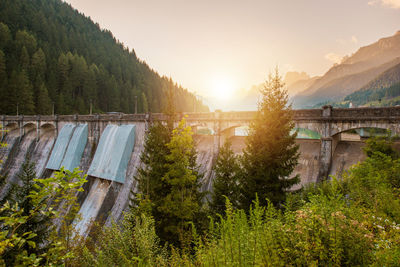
[209, 140, 241, 216]
[240, 68, 299, 209]
[36, 82, 52, 115]
[132, 121, 171, 224]
[157, 118, 204, 247]
[2, 161, 51, 266]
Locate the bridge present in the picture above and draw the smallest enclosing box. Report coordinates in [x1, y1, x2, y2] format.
[2, 105, 400, 181]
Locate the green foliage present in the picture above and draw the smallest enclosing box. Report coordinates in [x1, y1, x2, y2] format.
[158, 118, 204, 247]
[36, 82, 52, 115]
[132, 122, 171, 238]
[0, 167, 87, 266]
[141, 92, 149, 113]
[209, 140, 241, 216]
[75, 212, 168, 266]
[0, 0, 208, 114]
[189, 150, 400, 266]
[363, 131, 399, 159]
[1, 161, 51, 265]
[240, 68, 299, 209]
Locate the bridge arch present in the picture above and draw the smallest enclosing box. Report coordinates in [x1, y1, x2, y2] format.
[4, 122, 18, 131]
[330, 122, 400, 137]
[293, 127, 321, 139]
[23, 122, 36, 132]
[294, 122, 323, 137]
[40, 123, 56, 137]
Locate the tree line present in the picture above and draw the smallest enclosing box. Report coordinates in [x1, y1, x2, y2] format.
[0, 0, 208, 115]
[345, 81, 400, 106]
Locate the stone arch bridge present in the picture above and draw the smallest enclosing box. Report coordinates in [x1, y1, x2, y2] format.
[2, 105, 400, 181]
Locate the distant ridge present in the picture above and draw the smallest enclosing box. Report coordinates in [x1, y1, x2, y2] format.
[293, 31, 400, 108]
[344, 62, 400, 106]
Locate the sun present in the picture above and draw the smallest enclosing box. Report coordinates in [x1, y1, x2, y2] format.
[211, 76, 235, 101]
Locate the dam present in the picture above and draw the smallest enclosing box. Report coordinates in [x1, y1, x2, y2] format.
[1, 105, 400, 236]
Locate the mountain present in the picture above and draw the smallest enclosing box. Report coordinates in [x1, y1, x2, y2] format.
[287, 76, 319, 97]
[294, 57, 400, 106]
[0, 0, 208, 115]
[344, 62, 400, 106]
[293, 31, 400, 108]
[284, 71, 310, 87]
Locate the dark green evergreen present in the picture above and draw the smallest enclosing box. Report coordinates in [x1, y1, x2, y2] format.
[132, 82, 205, 247]
[209, 140, 241, 216]
[0, 0, 208, 115]
[240, 69, 300, 209]
[2, 161, 51, 266]
[132, 122, 172, 235]
[157, 119, 204, 247]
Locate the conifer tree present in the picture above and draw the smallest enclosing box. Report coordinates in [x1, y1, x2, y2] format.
[2, 161, 51, 265]
[0, 50, 7, 112]
[31, 48, 46, 80]
[240, 68, 299, 209]
[20, 46, 30, 71]
[16, 70, 35, 114]
[141, 92, 149, 113]
[131, 121, 171, 236]
[0, 23, 11, 50]
[209, 140, 241, 216]
[36, 83, 52, 115]
[157, 118, 203, 246]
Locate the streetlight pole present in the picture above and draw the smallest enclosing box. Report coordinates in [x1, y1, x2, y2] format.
[134, 95, 138, 114]
[193, 91, 196, 112]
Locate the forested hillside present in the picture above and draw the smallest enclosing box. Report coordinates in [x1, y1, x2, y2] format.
[0, 0, 208, 115]
[344, 62, 400, 106]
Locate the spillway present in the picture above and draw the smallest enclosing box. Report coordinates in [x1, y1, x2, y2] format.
[46, 124, 75, 170]
[104, 122, 145, 226]
[75, 124, 136, 236]
[0, 128, 19, 170]
[87, 124, 135, 183]
[0, 129, 36, 199]
[74, 178, 111, 238]
[195, 135, 217, 192]
[45, 123, 88, 174]
[30, 127, 56, 178]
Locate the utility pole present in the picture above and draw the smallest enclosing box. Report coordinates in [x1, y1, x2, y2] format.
[16, 103, 19, 116]
[90, 99, 93, 115]
[52, 102, 55, 116]
[193, 91, 196, 112]
[134, 95, 138, 114]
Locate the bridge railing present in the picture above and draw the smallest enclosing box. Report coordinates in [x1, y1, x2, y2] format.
[3, 106, 400, 123]
[331, 106, 400, 119]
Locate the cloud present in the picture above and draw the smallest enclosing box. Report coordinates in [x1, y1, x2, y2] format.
[368, 0, 379, 6]
[382, 0, 400, 8]
[336, 36, 358, 45]
[325, 53, 343, 64]
[368, 0, 400, 9]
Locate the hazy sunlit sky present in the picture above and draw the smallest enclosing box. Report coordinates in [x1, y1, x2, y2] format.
[64, 0, 399, 101]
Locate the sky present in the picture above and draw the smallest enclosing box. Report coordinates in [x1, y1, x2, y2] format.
[64, 0, 400, 108]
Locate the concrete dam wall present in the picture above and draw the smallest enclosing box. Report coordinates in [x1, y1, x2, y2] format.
[2, 106, 400, 236]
